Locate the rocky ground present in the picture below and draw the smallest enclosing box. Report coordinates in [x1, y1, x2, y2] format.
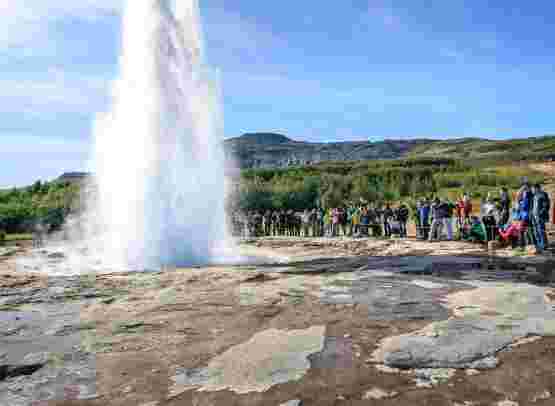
[1, 236, 555, 406]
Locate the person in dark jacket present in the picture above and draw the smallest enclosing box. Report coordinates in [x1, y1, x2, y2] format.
[397, 203, 410, 238]
[419, 199, 431, 240]
[517, 181, 533, 248]
[498, 187, 511, 227]
[531, 183, 551, 252]
[383, 204, 394, 238]
[429, 198, 444, 241]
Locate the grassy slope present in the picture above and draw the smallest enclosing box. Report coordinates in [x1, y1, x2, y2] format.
[406, 136, 555, 161]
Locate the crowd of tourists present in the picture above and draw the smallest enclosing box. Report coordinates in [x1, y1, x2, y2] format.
[232, 180, 552, 253]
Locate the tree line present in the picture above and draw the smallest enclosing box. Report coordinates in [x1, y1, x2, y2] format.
[0, 181, 80, 234]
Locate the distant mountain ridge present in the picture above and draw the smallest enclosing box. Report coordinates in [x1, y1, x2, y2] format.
[224, 133, 555, 169]
[224, 133, 431, 169]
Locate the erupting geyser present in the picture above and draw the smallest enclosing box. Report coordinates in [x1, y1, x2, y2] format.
[91, 0, 226, 269]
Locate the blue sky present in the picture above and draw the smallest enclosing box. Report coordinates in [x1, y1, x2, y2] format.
[1, 0, 555, 186]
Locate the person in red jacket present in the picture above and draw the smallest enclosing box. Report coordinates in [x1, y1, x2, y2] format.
[462, 193, 473, 220]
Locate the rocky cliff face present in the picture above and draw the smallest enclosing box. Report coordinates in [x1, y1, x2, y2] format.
[224, 133, 431, 169]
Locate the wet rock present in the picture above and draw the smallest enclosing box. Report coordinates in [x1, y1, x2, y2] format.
[466, 356, 498, 369]
[374, 319, 514, 369]
[362, 387, 399, 400]
[47, 252, 66, 260]
[497, 401, 519, 406]
[170, 326, 325, 396]
[0, 353, 48, 381]
[52, 322, 96, 336]
[309, 336, 353, 369]
[280, 400, 302, 406]
[531, 390, 551, 402]
[374, 283, 555, 370]
[414, 368, 455, 387]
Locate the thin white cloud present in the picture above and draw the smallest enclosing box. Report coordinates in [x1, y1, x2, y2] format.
[0, 1, 123, 48]
[0, 69, 111, 115]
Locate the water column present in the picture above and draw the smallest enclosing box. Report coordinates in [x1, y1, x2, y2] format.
[91, 0, 226, 269]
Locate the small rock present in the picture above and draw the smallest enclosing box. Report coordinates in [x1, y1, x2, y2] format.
[363, 387, 399, 400]
[414, 368, 455, 387]
[532, 390, 551, 402]
[279, 401, 301, 406]
[465, 369, 480, 376]
[467, 356, 498, 369]
[336, 395, 346, 400]
[22, 352, 49, 365]
[122, 386, 133, 394]
[343, 334, 351, 339]
[497, 401, 519, 406]
[510, 336, 541, 348]
[140, 402, 159, 406]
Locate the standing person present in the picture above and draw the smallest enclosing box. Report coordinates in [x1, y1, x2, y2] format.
[346, 205, 354, 237]
[360, 207, 370, 236]
[531, 183, 550, 253]
[339, 207, 348, 236]
[352, 206, 361, 236]
[517, 181, 533, 248]
[279, 210, 287, 236]
[413, 201, 422, 239]
[374, 205, 384, 237]
[301, 209, 311, 237]
[481, 195, 498, 242]
[455, 196, 465, 234]
[323, 209, 330, 237]
[318, 207, 325, 237]
[310, 208, 318, 237]
[429, 198, 444, 241]
[419, 199, 431, 240]
[263, 210, 272, 236]
[498, 187, 511, 227]
[462, 193, 473, 222]
[331, 208, 340, 237]
[383, 203, 394, 238]
[271, 210, 280, 236]
[397, 203, 409, 238]
[443, 199, 455, 241]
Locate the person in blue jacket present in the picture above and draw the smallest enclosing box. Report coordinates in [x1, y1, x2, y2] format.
[516, 180, 534, 248]
[419, 198, 431, 240]
[517, 180, 532, 222]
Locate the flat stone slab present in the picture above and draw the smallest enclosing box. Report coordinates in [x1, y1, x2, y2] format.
[170, 326, 326, 396]
[372, 283, 555, 369]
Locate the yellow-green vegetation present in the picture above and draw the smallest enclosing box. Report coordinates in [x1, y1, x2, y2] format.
[233, 157, 545, 210]
[0, 180, 80, 234]
[112, 320, 146, 335]
[4, 233, 33, 241]
[407, 136, 555, 161]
